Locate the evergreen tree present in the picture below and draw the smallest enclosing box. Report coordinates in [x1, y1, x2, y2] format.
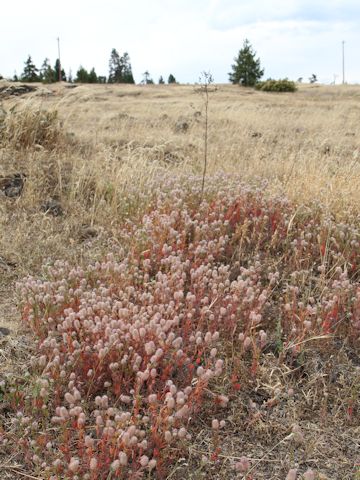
[75, 66, 89, 83]
[229, 39, 264, 86]
[158, 76, 165, 84]
[108, 48, 120, 83]
[54, 59, 66, 82]
[108, 49, 134, 83]
[88, 68, 98, 83]
[309, 73, 317, 84]
[40, 58, 55, 83]
[142, 71, 154, 84]
[120, 52, 134, 83]
[21, 55, 40, 82]
[168, 74, 176, 84]
[74, 66, 99, 84]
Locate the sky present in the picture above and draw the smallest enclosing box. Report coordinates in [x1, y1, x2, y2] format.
[1, 0, 359, 84]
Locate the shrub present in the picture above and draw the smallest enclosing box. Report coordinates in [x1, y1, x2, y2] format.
[255, 78, 297, 92]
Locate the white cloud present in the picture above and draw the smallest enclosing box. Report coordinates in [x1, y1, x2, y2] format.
[208, 0, 360, 28]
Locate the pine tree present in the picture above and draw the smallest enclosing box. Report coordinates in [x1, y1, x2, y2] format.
[120, 52, 134, 83]
[108, 48, 120, 83]
[75, 66, 89, 83]
[229, 39, 264, 87]
[40, 58, 55, 83]
[168, 74, 176, 84]
[74, 66, 100, 83]
[158, 76, 165, 84]
[108, 49, 134, 83]
[88, 68, 98, 83]
[142, 71, 154, 84]
[21, 55, 40, 82]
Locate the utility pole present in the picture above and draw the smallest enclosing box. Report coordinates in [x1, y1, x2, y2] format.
[342, 40, 345, 84]
[57, 37, 61, 82]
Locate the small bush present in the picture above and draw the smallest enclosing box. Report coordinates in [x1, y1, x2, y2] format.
[255, 78, 297, 92]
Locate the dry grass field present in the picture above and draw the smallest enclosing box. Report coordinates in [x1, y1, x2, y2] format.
[0, 81, 359, 479]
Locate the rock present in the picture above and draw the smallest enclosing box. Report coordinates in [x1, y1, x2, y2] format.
[4, 186, 22, 197]
[175, 118, 190, 133]
[79, 226, 98, 241]
[0, 173, 26, 198]
[323, 144, 331, 155]
[163, 151, 181, 165]
[251, 131, 262, 138]
[0, 256, 16, 270]
[0, 327, 11, 336]
[0, 83, 37, 98]
[41, 199, 63, 217]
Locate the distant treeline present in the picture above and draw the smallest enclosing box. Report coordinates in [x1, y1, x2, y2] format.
[10, 49, 177, 85]
[5, 40, 308, 89]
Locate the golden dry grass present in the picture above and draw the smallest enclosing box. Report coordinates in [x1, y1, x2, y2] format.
[1, 82, 359, 273]
[0, 82, 360, 479]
